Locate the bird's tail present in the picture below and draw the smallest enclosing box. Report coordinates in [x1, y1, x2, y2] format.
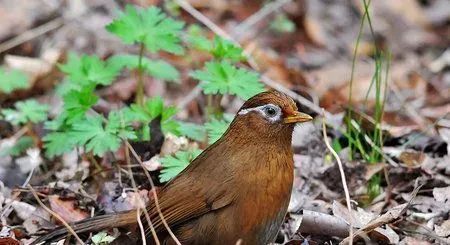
[31, 210, 136, 244]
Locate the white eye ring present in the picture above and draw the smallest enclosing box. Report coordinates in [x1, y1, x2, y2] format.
[238, 103, 282, 122]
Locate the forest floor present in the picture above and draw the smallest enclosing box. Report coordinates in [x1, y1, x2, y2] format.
[0, 0, 449, 244]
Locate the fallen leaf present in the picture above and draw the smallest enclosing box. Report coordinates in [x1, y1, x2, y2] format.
[434, 219, 450, 237]
[48, 195, 89, 223]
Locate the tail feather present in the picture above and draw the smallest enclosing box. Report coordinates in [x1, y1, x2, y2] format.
[31, 210, 136, 244]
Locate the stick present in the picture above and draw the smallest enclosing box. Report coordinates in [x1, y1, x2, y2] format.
[28, 184, 84, 245]
[126, 142, 181, 245]
[0, 18, 64, 54]
[177, 84, 202, 110]
[137, 208, 147, 245]
[233, 0, 291, 40]
[124, 140, 160, 245]
[322, 109, 354, 245]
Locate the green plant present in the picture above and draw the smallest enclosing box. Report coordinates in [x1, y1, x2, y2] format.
[126, 96, 180, 139]
[0, 67, 29, 94]
[106, 5, 184, 105]
[190, 34, 265, 119]
[1, 99, 49, 125]
[159, 149, 203, 182]
[0, 5, 266, 184]
[191, 60, 264, 100]
[345, 0, 391, 201]
[205, 115, 232, 144]
[91, 232, 116, 245]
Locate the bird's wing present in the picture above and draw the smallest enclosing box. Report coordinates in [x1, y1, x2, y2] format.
[146, 181, 233, 232]
[143, 145, 236, 236]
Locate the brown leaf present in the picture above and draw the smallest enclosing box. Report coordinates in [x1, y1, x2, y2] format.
[47, 195, 89, 224]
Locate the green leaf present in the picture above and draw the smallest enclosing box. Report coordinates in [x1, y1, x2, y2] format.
[205, 116, 232, 144]
[91, 232, 116, 245]
[331, 138, 342, 154]
[270, 13, 296, 33]
[71, 116, 120, 156]
[63, 86, 98, 123]
[71, 114, 136, 156]
[58, 53, 119, 86]
[108, 54, 179, 82]
[43, 111, 136, 158]
[185, 24, 213, 51]
[211, 36, 245, 61]
[191, 60, 265, 100]
[55, 79, 82, 96]
[0, 68, 29, 94]
[106, 5, 185, 55]
[2, 99, 49, 125]
[178, 122, 206, 142]
[44, 112, 71, 131]
[128, 97, 180, 136]
[106, 111, 138, 140]
[159, 149, 202, 182]
[43, 132, 77, 158]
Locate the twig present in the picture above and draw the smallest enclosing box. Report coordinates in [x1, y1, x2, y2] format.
[137, 208, 147, 245]
[0, 17, 64, 54]
[403, 219, 450, 244]
[175, 0, 232, 40]
[125, 142, 181, 245]
[177, 84, 203, 110]
[341, 185, 422, 244]
[22, 168, 35, 188]
[261, 76, 326, 117]
[28, 184, 85, 245]
[348, 119, 399, 167]
[233, 0, 291, 40]
[0, 0, 111, 54]
[124, 140, 160, 245]
[322, 109, 353, 245]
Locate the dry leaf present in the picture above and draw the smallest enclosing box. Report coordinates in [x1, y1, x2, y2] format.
[48, 195, 89, 223]
[434, 219, 450, 237]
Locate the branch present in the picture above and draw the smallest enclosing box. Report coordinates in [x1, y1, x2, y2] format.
[28, 185, 84, 245]
[322, 109, 354, 245]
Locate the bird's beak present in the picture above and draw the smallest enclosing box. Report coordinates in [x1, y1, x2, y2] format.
[284, 111, 313, 124]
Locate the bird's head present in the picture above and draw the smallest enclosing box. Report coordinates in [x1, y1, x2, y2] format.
[227, 90, 313, 141]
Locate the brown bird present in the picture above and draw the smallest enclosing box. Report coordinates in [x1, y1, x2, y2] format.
[32, 90, 312, 245]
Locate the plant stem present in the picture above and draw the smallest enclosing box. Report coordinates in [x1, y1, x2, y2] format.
[346, 1, 369, 160]
[206, 94, 214, 119]
[136, 43, 145, 106]
[205, 94, 223, 120]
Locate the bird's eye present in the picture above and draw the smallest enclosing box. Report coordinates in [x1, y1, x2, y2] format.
[263, 105, 279, 118]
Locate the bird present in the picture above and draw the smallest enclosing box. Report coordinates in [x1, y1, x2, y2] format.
[32, 90, 313, 245]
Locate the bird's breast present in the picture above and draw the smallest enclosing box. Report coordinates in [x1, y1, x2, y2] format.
[233, 151, 294, 244]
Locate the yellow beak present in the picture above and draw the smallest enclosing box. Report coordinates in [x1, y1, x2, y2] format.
[284, 111, 313, 124]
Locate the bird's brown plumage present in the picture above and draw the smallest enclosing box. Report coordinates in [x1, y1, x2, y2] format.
[32, 90, 311, 245]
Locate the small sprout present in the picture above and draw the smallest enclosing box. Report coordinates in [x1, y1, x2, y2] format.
[91, 232, 116, 245]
